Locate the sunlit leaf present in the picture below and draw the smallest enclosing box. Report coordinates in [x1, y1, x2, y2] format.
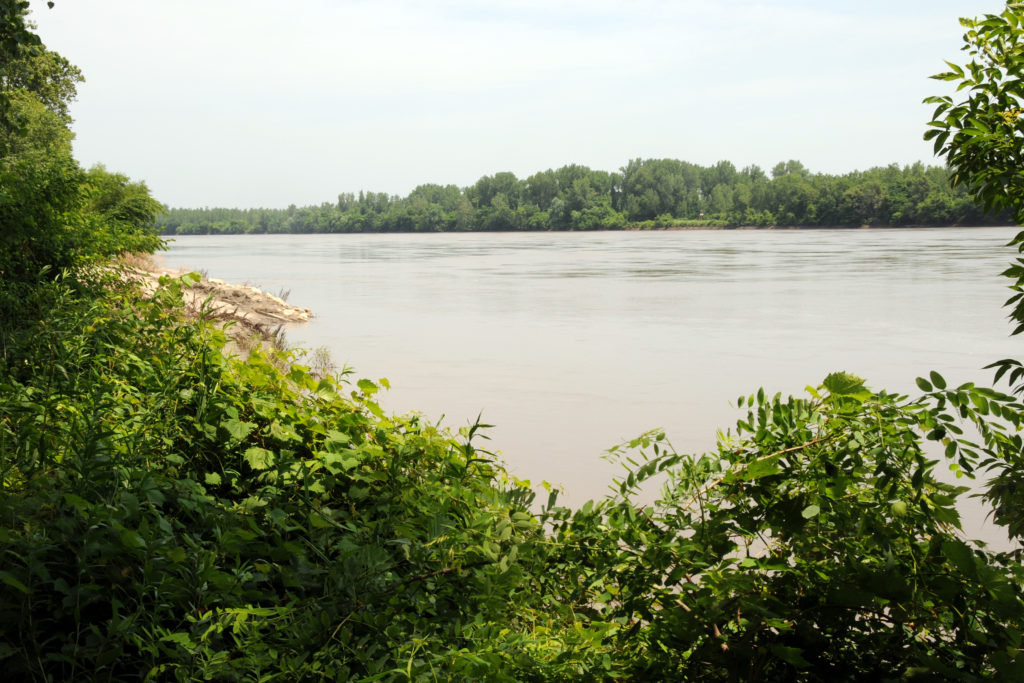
[823, 371, 867, 397]
[738, 455, 782, 481]
[244, 447, 275, 471]
[220, 418, 254, 442]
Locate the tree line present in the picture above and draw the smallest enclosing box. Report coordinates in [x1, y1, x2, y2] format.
[159, 158, 1010, 235]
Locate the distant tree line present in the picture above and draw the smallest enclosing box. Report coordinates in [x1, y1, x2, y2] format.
[158, 158, 1011, 235]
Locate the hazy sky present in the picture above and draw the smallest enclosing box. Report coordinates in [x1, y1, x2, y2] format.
[29, 0, 1001, 209]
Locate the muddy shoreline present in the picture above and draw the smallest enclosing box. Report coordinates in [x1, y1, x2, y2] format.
[115, 253, 313, 356]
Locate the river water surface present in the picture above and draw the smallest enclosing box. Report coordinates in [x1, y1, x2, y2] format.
[163, 227, 1021, 544]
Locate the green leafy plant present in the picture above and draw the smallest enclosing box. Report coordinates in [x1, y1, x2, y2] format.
[538, 373, 1024, 680]
[925, 1, 1024, 553]
[3, 2, 1024, 680]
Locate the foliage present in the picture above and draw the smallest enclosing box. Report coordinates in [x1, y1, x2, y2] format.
[539, 373, 1024, 680]
[0, 88, 82, 283]
[926, 3, 1024, 339]
[0, 276, 552, 680]
[0, 0, 40, 126]
[157, 160, 1002, 236]
[4, 287, 1023, 680]
[2, 1, 1024, 680]
[925, 3, 1024, 222]
[0, 7, 161, 336]
[81, 164, 165, 256]
[0, 5, 84, 284]
[0, 38, 82, 124]
[925, 0, 1024, 555]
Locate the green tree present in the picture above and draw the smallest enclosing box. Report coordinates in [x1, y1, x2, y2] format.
[0, 6, 162, 340]
[770, 159, 809, 179]
[523, 168, 559, 210]
[82, 164, 164, 255]
[619, 158, 699, 221]
[0, 5, 81, 286]
[927, 5, 1024, 306]
[0, 0, 41, 126]
[0, 89, 82, 283]
[926, 2, 1024, 331]
[0, 41, 81, 123]
[925, 5, 1024, 223]
[925, 1, 1024, 545]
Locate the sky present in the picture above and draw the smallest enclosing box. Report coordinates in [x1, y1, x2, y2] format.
[28, 0, 1004, 209]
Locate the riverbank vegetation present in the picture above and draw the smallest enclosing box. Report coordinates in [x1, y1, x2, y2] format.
[3, 1, 1024, 679]
[158, 159, 1010, 236]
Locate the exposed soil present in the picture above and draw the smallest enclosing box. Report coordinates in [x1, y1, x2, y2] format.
[114, 252, 313, 356]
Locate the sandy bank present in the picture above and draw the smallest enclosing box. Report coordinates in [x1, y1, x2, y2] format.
[114, 253, 313, 355]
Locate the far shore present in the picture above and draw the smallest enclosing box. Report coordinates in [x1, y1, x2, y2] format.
[627, 223, 1012, 231]
[161, 223, 1016, 239]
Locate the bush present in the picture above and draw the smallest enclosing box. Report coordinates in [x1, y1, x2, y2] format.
[0, 275, 555, 680]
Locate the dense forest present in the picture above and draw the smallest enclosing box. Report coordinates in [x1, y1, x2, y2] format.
[5, 1, 1024, 680]
[159, 159, 1011, 235]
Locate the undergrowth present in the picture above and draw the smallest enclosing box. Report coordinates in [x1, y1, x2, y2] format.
[0, 274, 566, 681]
[2, 271, 1023, 681]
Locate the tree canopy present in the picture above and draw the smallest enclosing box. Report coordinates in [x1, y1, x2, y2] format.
[158, 159, 1006, 235]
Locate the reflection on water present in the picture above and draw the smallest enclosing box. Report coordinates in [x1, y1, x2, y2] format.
[163, 227, 1021, 546]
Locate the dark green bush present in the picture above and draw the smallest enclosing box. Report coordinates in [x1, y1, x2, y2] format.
[0, 276, 560, 680]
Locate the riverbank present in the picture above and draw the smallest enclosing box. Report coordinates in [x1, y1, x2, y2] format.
[159, 223, 1009, 239]
[119, 253, 311, 324]
[635, 223, 990, 231]
[115, 252, 313, 355]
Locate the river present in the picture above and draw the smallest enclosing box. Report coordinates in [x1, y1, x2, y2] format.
[163, 227, 1021, 545]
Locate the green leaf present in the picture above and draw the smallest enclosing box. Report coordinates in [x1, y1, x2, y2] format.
[916, 377, 933, 392]
[269, 420, 300, 443]
[244, 447, 275, 471]
[62, 492, 90, 512]
[740, 455, 782, 481]
[942, 540, 977, 578]
[220, 418, 255, 442]
[309, 513, 332, 529]
[120, 529, 147, 549]
[0, 571, 29, 594]
[323, 452, 360, 472]
[204, 472, 222, 486]
[325, 430, 351, 449]
[364, 400, 385, 419]
[823, 371, 867, 397]
[801, 504, 821, 519]
[161, 632, 196, 649]
[929, 370, 947, 390]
